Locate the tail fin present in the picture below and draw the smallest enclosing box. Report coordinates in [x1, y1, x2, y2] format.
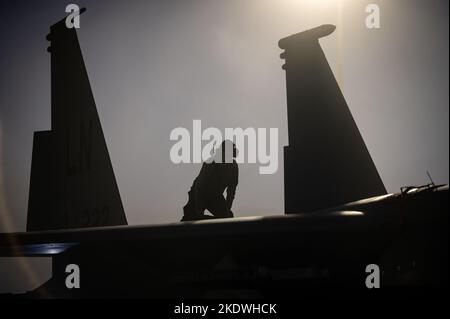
[280, 25, 387, 213]
[27, 9, 127, 231]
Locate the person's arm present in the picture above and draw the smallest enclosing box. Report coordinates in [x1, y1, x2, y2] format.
[225, 163, 238, 211]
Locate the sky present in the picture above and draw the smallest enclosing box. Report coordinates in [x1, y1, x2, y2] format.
[0, 0, 448, 293]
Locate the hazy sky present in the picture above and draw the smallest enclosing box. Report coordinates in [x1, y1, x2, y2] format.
[1, 0, 449, 233]
[0, 0, 448, 293]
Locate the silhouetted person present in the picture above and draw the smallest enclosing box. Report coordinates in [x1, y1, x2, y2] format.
[182, 140, 238, 221]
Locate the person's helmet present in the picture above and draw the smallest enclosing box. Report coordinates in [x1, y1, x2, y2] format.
[214, 140, 237, 163]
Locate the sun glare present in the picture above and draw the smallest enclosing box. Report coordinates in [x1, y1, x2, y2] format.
[283, 0, 342, 9]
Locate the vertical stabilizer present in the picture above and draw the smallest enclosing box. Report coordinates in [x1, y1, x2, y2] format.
[280, 25, 386, 213]
[27, 10, 127, 230]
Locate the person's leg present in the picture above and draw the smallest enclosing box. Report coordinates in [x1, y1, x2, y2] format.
[205, 195, 233, 218]
[182, 189, 205, 221]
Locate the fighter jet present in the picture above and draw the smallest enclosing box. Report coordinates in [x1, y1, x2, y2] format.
[0, 11, 447, 298]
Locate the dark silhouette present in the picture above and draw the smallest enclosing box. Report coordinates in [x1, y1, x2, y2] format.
[182, 140, 238, 221]
[26, 8, 127, 231]
[279, 25, 387, 214]
[1, 16, 448, 298]
[2, 183, 448, 298]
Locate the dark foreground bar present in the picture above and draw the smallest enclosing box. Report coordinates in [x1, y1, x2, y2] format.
[0, 185, 447, 298]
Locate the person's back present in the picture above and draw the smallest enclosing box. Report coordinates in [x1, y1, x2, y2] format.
[182, 141, 238, 221]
